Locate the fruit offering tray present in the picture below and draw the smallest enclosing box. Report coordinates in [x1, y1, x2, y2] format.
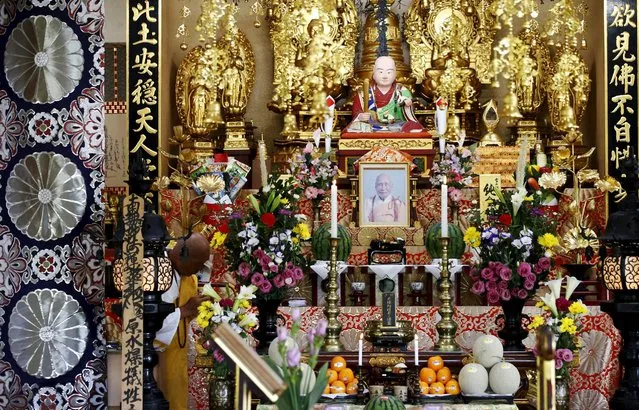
[319, 394, 359, 404]
[461, 392, 514, 404]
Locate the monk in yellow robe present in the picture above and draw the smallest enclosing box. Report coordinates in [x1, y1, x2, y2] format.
[156, 233, 211, 410]
[365, 173, 407, 223]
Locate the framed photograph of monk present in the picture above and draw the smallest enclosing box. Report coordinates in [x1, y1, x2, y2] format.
[359, 162, 410, 227]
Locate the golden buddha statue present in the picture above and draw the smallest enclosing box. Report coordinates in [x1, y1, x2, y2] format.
[185, 57, 217, 135]
[219, 40, 248, 120]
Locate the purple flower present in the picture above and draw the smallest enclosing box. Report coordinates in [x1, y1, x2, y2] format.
[286, 346, 301, 367]
[214, 349, 225, 363]
[291, 308, 301, 323]
[531, 207, 544, 216]
[500, 288, 512, 301]
[277, 326, 288, 342]
[230, 212, 242, 219]
[273, 274, 285, 288]
[518, 263, 532, 277]
[499, 267, 512, 281]
[238, 262, 251, 278]
[292, 267, 304, 280]
[251, 272, 265, 286]
[315, 319, 328, 337]
[471, 281, 485, 295]
[518, 289, 529, 299]
[279, 209, 293, 216]
[259, 281, 273, 294]
[560, 349, 574, 363]
[555, 358, 564, 369]
[487, 290, 500, 304]
[537, 257, 551, 271]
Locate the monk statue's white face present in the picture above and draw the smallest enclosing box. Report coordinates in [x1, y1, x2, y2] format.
[373, 56, 396, 88]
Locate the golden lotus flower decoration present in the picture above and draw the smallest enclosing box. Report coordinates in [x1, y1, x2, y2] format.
[196, 174, 225, 194]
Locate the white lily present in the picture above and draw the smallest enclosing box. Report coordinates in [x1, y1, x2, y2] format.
[237, 285, 258, 300]
[565, 276, 582, 300]
[546, 278, 564, 300]
[202, 283, 221, 301]
[541, 293, 558, 316]
[511, 187, 527, 216]
[238, 312, 258, 328]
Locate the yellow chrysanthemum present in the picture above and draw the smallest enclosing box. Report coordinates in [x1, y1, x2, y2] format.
[239, 300, 250, 309]
[464, 226, 481, 247]
[559, 317, 577, 334]
[528, 315, 545, 330]
[280, 198, 289, 205]
[538, 233, 559, 249]
[210, 232, 227, 249]
[293, 223, 311, 240]
[569, 301, 588, 315]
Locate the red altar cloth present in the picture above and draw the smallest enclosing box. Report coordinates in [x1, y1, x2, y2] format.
[186, 306, 621, 409]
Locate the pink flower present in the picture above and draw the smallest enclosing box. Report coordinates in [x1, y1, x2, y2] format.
[238, 262, 251, 278]
[471, 281, 485, 294]
[537, 257, 551, 271]
[559, 349, 574, 363]
[273, 275, 285, 288]
[497, 280, 508, 290]
[269, 263, 279, 273]
[277, 326, 288, 342]
[518, 263, 532, 277]
[518, 289, 528, 299]
[486, 281, 498, 292]
[315, 319, 328, 336]
[305, 186, 320, 200]
[524, 279, 535, 290]
[555, 358, 564, 369]
[260, 255, 271, 267]
[487, 290, 500, 304]
[292, 267, 304, 280]
[500, 288, 512, 301]
[253, 249, 265, 259]
[251, 272, 265, 286]
[481, 268, 494, 280]
[259, 281, 273, 294]
[499, 267, 512, 281]
[286, 346, 301, 367]
[449, 188, 463, 203]
[303, 142, 313, 154]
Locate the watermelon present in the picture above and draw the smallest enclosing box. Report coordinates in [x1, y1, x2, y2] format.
[364, 395, 406, 410]
[311, 223, 352, 261]
[425, 223, 465, 259]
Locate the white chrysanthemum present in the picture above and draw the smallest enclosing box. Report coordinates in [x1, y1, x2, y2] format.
[539, 171, 567, 190]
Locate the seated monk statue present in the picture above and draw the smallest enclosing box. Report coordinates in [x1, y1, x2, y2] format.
[349, 56, 423, 133]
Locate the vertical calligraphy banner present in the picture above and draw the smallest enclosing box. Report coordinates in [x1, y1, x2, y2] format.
[121, 195, 145, 409]
[128, 0, 161, 193]
[479, 174, 502, 222]
[606, 0, 638, 214]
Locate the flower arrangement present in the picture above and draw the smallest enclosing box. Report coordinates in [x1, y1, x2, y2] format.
[291, 142, 338, 204]
[195, 284, 259, 376]
[222, 175, 311, 300]
[540, 146, 625, 262]
[528, 276, 588, 378]
[465, 185, 561, 303]
[267, 310, 328, 410]
[430, 143, 480, 204]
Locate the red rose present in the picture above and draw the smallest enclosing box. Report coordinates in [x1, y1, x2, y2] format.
[219, 298, 233, 308]
[556, 297, 571, 312]
[261, 212, 276, 227]
[540, 166, 552, 174]
[219, 222, 230, 234]
[206, 203, 222, 212]
[498, 214, 512, 226]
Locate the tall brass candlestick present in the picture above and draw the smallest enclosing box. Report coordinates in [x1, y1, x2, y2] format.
[324, 237, 343, 352]
[435, 236, 459, 351]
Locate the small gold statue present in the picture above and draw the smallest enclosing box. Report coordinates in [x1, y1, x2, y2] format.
[219, 40, 248, 120]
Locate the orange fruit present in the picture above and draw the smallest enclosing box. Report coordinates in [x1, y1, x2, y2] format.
[445, 379, 460, 395]
[346, 380, 358, 394]
[330, 380, 346, 394]
[419, 367, 437, 384]
[338, 368, 355, 384]
[330, 356, 347, 371]
[437, 367, 451, 383]
[419, 381, 429, 395]
[323, 384, 331, 394]
[428, 356, 444, 371]
[327, 369, 338, 384]
[429, 381, 445, 395]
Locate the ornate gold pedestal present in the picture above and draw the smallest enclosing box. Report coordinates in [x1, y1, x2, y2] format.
[224, 121, 254, 150]
[512, 119, 549, 147]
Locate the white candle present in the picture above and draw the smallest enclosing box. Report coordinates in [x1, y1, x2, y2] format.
[441, 176, 448, 237]
[536, 152, 548, 167]
[414, 334, 419, 366]
[325, 135, 331, 153]
[439, 136, 445, 154]
[331, 180, 338, 238]
[358, 333, 363, 367]
[258, 139, 268, 188]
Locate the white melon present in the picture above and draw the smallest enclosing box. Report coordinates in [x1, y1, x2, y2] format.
[472, 335, 504, 369]
[299, 363, 317, 395]
[459, 363, 489, 395]
[489, 361, 520, 395]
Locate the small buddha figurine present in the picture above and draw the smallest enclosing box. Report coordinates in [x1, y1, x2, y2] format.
[349, 56, 423, 133]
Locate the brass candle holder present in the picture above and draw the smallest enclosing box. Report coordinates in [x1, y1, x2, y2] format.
[323, 237, 343, 352]
[435, 236, 459, 351]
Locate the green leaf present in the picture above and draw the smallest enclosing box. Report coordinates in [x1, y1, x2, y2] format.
[306, 362, 329, 410]
[248, 194, 261, 214]
[270, 195, 281, 212]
